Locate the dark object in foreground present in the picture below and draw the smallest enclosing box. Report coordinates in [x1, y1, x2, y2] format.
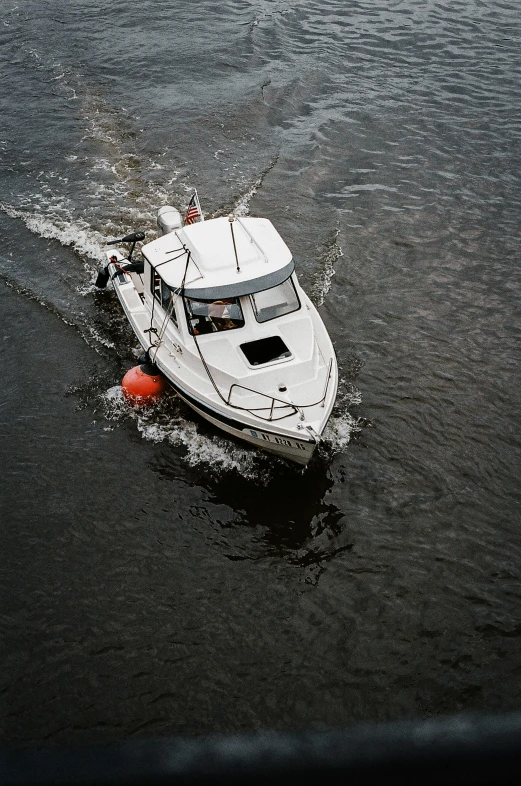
[2, 712, 521, 785]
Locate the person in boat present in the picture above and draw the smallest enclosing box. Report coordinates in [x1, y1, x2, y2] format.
[208, 299, 236, 330]
[191, 298, 239, 333]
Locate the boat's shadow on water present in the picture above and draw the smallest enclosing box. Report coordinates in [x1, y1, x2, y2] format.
[152, 427, 353, 583]
[73, 367, 356, 582]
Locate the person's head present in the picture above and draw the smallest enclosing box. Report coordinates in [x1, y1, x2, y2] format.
[215, 318, 235, 331]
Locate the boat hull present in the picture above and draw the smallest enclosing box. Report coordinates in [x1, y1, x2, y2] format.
[174, 385, 317, 466]
[104, 250, 335, 466]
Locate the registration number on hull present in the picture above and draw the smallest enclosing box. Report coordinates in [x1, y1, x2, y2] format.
[247, 429, 309, 452]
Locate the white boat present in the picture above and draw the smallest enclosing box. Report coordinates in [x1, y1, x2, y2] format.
[96, 195, 338, 465]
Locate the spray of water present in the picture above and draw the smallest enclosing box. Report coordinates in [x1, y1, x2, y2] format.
[0, 202, 107, 269]
[101, 386, 263, 477]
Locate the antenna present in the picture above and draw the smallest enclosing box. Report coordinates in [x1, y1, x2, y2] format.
[228, 215, 240, 273]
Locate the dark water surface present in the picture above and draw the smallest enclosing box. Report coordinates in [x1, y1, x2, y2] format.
[1, 0, 521, 745]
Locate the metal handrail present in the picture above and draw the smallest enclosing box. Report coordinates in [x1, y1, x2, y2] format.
[227, 383, 298, 422]
[320, 358, 334, 408]
[225, 358, 333, 421]
[235, 217, 269, 264]
[192, 318, 335, 423]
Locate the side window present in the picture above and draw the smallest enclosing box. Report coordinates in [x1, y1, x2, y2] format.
[151, 270, 178, 328]
[152, 269, 161, 301]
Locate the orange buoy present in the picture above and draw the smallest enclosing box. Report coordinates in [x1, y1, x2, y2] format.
[121, 362, 168, 405]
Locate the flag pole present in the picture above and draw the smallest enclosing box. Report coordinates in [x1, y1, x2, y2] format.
[194, 189, 204, 222]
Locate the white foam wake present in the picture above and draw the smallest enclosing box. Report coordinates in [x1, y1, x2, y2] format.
[322, 411, 364, 451]
[0, 202, 106, 266]
[233, 178, 262, 217]
[101, 386, 261, 477]
[101, 382, 363, 473]
[312, 228, 343, 307]
[321, 380, 364, 452]
[233, 156, 279, 216]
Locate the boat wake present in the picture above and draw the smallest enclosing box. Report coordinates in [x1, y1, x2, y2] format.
[0, 202, 107, 274]
[311, 227, 343, 307]
[232, 156, 279, 217]
[321, 379, 364, 453]
[1, 48, 363, 472]
[98, 378, 363, 475]
[322, 411, 364, 452]
[101, 386, 263, 478]
[2, 42, 187, 270]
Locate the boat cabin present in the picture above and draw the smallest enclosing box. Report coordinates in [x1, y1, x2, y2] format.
[141, 216, 302, 366]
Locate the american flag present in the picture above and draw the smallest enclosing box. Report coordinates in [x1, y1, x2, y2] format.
[185, 193, 201, 225]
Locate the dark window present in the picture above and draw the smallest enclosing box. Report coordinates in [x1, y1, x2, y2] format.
[151, 270, 178, 328]
[240, 336, 292, 366]
[185, 297, 245, 335]
[151, 269, 161, 300]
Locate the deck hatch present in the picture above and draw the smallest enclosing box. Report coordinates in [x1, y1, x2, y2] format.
[239, 336, 291, 366]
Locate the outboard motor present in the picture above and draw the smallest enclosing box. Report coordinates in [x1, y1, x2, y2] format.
[95, 230, 146, 288]
[157, 206, 183, 236]
[95, 267, 110, 288]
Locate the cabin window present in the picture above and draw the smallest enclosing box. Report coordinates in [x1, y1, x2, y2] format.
[184, 296, 245, 335]
[250, 277, 300, 323]
[151, 270, 178, 328]
[151, 269, 161, 301]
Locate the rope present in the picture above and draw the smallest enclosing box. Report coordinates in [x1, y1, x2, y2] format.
[151, 293, 180, 363]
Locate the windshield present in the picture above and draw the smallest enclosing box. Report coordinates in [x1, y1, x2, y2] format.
[250, 277, 300, 323]
[185, 296, 245, 334]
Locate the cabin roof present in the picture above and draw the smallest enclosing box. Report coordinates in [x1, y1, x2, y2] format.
[142, 216, 294, 299]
